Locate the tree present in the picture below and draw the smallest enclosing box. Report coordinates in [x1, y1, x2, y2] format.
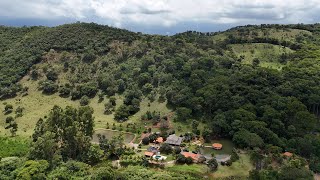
[80, 95, 90, 106]
[91, 167, 115, 180]
[142, 137, 150, 145]
[4, 104, 13, 114]
[104, 102, 114, 115]
[16, 160, 49, 180]
[46, 69, 58, 81]
[207, 158, 218, 171]
[252, 58, 260, 67]
[114, 105, 130, 121]
[15, 106, 24, 117]
[109, 96, 117, 106]
[159, 143, 172, 154]
[173, 146, 181, 154]
[233, 129, 264, 148]
[175, 107, 192, 121]
[5, 116, 17, 137]
[29, 106, 94, 162]
[38, 80, 58, 94]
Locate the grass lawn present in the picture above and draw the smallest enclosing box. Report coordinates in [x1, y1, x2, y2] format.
[230, 43, 294, 69]
[211, 154, 253, 179]
[166, 163, 208, 177]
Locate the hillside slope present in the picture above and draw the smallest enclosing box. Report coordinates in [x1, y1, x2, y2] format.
[1, 23, 320, 175]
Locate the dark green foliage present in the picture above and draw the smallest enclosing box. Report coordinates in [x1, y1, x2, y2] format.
[29, 106, 95, 163]
[15, 106, 24, 118]
[233, 129, 264, 148]
[80, 95, 90, 106]
[91, 166, 115, 180]
[16, 160, 49, 180]
[207, 158, 218, 171]
[5, 116, 17, 137]
[159, 143, 172, 154]
[142, 137, 150, 145]
[47, 160, 91, 179]
[38, 80, 58, 94]
[45, 69, 58, 81]
[4, 104, 13, 114]
[0, 137, 29, 157]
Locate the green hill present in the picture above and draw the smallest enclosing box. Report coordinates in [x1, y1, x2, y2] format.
[1, 23, 320, 179]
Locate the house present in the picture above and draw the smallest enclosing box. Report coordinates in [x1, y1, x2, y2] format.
[283, 152, 293, 158]
[155, 137, 164, 143]
[212, 143, 223, 150]
[147, 146, 158, 153]
[145, 151, 154, 157]
[165, 134, 184, 146]
[181, 152, 200, 162]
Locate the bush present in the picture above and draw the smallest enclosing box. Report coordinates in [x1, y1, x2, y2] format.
[80, 96, 90, 106]
[4, 104, 13, 114]
[159, 143, 172, 154]
[142, 137, 150, 145]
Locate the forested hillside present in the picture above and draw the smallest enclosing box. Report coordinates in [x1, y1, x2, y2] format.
[1, 22, 320, 179]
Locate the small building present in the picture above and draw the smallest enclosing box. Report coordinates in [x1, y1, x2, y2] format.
[147, 146, 158, 153]
[144, 151, 154, 157]
[212, 143, 223, 150]
[283, 152, 293, 158]
[165, 134, 184, 146]
[155, 137, 164, 143]
[181, 152, 200, 162]
[152, 154, 167, 161]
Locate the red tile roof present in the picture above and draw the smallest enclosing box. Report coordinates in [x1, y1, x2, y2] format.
[212, 143, 223, 150]
[156, 137, 164, 143]
[145, 151, 154, 157]
[182, 152, 199, 161]
[283, 152, 293, 157]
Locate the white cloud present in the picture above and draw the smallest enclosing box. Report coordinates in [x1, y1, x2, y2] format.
[0, 0, 319, 28]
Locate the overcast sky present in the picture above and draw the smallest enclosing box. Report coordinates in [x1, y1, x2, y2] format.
[0, 0, 319, 34]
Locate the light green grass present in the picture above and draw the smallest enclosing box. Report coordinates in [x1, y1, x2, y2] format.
[166, 163, 208, 176]
[212, 154, 253, 179]
[230, 43, 294, 70]
[0, 75, 171, 137]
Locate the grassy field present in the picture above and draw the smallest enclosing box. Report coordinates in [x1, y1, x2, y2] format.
[166, 163, 209, 177]
[212, 154, 253, 179]
[0, 74, 171, 137]
[230, 43, 294, 70]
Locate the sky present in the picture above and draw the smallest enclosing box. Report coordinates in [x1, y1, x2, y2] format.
[0, 0, 319, 35]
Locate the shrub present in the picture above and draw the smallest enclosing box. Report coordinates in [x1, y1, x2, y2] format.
[80, 96, 90, 106]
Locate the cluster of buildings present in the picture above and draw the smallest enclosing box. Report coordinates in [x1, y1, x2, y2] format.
[143, 134, 228, 163]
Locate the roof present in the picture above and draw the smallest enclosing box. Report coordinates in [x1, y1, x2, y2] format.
[181, 152, 199, 161]
[147, 146, 158, 153]
[145, 151, 154, 157]
[156, 137, 164, 143]
[283, 152, 293, 157]
[212, 143, 223, 149]
[165, 134, 184, 146]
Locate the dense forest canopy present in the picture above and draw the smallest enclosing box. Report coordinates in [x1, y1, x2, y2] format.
[1, 22, 320, 179]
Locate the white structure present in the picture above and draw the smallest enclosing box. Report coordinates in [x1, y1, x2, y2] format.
[152, 155, 167, 161]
